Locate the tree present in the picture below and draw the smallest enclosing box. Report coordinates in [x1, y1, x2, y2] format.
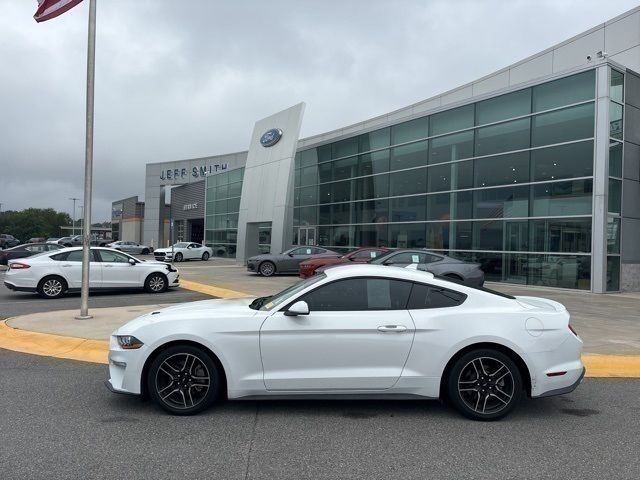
[0, 208, 72, 241]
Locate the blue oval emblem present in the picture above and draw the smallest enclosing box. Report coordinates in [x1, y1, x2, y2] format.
[260, 128, 283, 147]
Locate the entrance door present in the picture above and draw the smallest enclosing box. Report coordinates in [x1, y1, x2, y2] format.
[298, 227, 316, 246]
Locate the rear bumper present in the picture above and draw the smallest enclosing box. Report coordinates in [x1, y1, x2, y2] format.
[536, 367, 586, 398]
[3, 280, 36, 293]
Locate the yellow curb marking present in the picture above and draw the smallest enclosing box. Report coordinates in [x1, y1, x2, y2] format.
[180, 279, 249, 299]
[1, 320, 640, 376]
[0, 321, 108, 364]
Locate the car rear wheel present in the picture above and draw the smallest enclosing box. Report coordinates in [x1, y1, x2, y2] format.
[147, 345, 221, 415]
[37, 276, 67, 299]
[141, 248, 150, 255]
[145, 273, 168, 293]
[201, 252, 210, 261]
[259, 261, 276, 277]
[447, 348, 522, 421]
[174, 252, 183, 262]
[444, 273, 463, 282]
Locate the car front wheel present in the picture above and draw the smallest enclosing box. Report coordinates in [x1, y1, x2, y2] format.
[201, 252, 210, 261]
[144, 273, 168, 293]
[174, 252, 183, 262]
[447, 348, 522, 421]
[141, 248, 150, 255]
[147, 345, 221, 415]
[37, 276, 67, 299]
[259, 261, 276, 277]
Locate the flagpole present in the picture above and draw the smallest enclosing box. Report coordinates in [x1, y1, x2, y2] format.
[76, 0, 96, 320]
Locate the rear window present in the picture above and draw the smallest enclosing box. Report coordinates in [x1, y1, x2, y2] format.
[408, 283, 467, 309]
[433, 274, 515, 299]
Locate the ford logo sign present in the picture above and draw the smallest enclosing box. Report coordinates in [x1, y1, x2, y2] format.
[260, 128, 283, 147]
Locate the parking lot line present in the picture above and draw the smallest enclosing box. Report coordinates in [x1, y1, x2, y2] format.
[180, 280, 249, 298]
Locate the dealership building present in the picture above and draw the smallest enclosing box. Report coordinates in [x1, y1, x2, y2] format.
[113, 6, 640, 292]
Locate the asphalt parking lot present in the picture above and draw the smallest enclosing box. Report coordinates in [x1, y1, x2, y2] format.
[0, 349, 638, 480]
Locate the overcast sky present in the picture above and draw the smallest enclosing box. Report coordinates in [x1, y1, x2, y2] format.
[0, 0, 638, 221]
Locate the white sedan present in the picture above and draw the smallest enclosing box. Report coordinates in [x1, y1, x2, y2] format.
[153, 242, 213, 262]
[106, 264, 584, 420]
[3, 247, 179, 298]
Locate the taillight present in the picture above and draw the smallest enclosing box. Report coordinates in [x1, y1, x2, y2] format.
[9, 262, 30, 269]
[568, 324, 578, 337]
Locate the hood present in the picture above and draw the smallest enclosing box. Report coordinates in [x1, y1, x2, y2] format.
[154, 247, 173, 254]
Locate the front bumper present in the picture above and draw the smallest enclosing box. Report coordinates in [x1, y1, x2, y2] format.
[247, 261, 258, 272]
[107, 340, 149, 395]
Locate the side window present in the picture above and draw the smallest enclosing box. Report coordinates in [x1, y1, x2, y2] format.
[408, 283, 467, 309]
[99, 250, 130, 263]
[291, 247, 312, 255]
[46, 244, 62, 251]
[311, 248, 326, 254]
[353, 249, 378, 260]
[191, 244, 201, 248]
[385, 252, 425, 264]
[50, 253, 66, 261]
[66, 250, 84, 262]
[25, 245, 46, 253]
[300, 278, 412, 311]
[423, 254, 442, 264]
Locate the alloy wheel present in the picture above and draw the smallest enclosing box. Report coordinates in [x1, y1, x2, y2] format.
[260, 262, 275, 276]
[457, 356, 515, 415]
[148, 275, 165, 292]
[155, 353, 211, 410]
[42, 278, 63, 297]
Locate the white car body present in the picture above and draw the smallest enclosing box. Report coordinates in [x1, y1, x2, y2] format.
[3, 247, 179, 295]
[107, 264, 584, 418]
[154, 243, 213, 262]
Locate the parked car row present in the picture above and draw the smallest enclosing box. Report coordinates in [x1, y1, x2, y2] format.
[0, 242, 64, 265]
[247, 246, 485, 286]
[0, 234, 20, 249]
[3, 247, 179, 298]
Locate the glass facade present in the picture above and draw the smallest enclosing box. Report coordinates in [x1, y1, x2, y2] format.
[204, 168, 244, 258]
[607, 69, 624, 291]
[293, 70, 596, 289]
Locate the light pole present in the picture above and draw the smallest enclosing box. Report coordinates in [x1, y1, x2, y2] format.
[69, 197, 79, 236]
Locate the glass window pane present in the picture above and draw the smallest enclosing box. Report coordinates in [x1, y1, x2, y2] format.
[607, 217, 620, 254]
[426, 222, 450, 250]
[532, 103, 594, 147]
[531, 218, 592, 253]
[607, 256, 620, 291]
[474, 186, 529, 218]
[331, 203, 353, 224]
[430, 104, 474, 136]
[299, 166, 318, 186]
[608, 178, 621, 214]
[428, 131, 474, 164]
[610, 102, 623, 140]
[331, 137, 358, 159]
[525, 254, 591, 289]
[451, 221, 472, 250]
[531, 141, 593, 182]
[475, 151, 529, 187]
[610, 69, 624, 103]
[504, 221, 529, 251]
[390, 140, 428, 170]
[476, 88, 531, 125]
[532, 70, 595, 111]
[318, 204, 331, 224]
[332, 226, 353, 246]
[453, 160, 473, 189]
[294, 168, 301, 187]
[389, 223, 427, 248]
[454, 191, 473, 219]
[319, 184, 332, 204]
[318, 162, 332, 183]
[297, 206, 317, 226]
[475, 118, 530, 156]
[473, 220, 503, 250]
[299, 186, 317, 206]
[359, 127, 390, 152]
[333, 156, 358, 180]
[357, 174, 389, 200]
[356, 224, 388, 247]
[391, 117, 428, 145]
[427, 193, 451, 221]
[609, 141, 623, 178]
[355, 199, 389, 224]
[390, 168, 427, 196]
[532, 179, 593, 216]
[390, 195, 426, 222]
[427, 163, 451, 192]
[317, 145, 331, 163]
[227, 197, 240, 213]
[299, 149, 318, 167]
[359, 150, 390, 176]
[215, 184, 228, 200]
[228, 182, 242, 198]
[332, 181, 352, 203]
[228, 168, 243, 183]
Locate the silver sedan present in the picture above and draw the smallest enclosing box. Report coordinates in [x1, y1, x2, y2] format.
[107, 241, 153, 255]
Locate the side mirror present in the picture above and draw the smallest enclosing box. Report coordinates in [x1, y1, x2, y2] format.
[288, 253, 294, 257]
[284, 300, 309, 316]
[128, 258, 136, 266]
[383, 260, 394, 265]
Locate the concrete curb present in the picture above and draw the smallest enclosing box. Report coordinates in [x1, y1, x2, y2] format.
[1, 319, 639, 376]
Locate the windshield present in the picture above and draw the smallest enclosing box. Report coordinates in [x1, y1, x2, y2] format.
[174, 242, 189, 248]
[257, 273, 326, 311]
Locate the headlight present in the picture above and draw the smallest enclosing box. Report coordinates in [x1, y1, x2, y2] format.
[116, 335, 144, 349]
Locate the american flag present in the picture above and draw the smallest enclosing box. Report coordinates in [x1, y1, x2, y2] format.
[34, 0, 83, 23]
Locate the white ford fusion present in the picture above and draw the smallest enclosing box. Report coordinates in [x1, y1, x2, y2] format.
[4, 247, 179, 298]
[107, 264, 584, 421]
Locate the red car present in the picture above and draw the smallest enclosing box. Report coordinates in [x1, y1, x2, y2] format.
[298, 247, 389, 278]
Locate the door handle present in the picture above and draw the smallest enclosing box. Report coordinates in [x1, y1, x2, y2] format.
[377, 325, 407, 333]
[61, 264, 72, 268]
[104, 265, 113, 268]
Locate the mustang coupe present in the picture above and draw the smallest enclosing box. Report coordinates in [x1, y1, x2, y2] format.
[106, 264, 584, 421]
[298, 247, 388, 278]
[154, 242, 213, 262]
[246, 246, 338, 276]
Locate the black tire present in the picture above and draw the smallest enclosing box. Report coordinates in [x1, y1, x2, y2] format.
[141, 248, 150, 255]
[144, 273, 168, 293]
[201, 252, 210, 261]
[147, 345, 221, 415]
[174, 252, 183, 262]
[37, 275, 67, 299]
[447, 348, 522, 421]
[259, 261, 276, 277]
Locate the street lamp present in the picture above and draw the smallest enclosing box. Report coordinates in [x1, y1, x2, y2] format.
[69, 197, 79, 236]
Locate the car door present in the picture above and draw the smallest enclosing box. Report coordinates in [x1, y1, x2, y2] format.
[56, 250, 102, 288]
[260, 277, 415, 391]
[96, 249, 140, 287]
[282, 247, 314, 272]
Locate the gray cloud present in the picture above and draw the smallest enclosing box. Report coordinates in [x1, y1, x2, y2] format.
[0, 0, 637, 220]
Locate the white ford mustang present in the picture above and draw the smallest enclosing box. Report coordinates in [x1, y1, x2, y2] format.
[106, 264, 584, 420]
[153, 242, 213, 263]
